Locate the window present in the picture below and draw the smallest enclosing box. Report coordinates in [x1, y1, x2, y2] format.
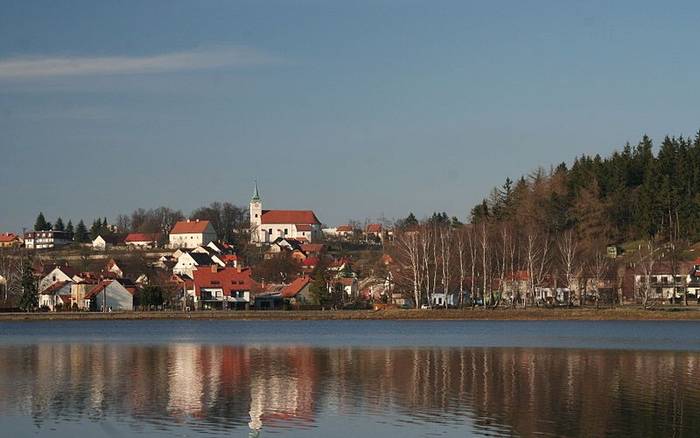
[284, 228, 288, 235]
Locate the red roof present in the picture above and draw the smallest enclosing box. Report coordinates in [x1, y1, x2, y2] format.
[301, 257, 319, 267]
[125, 233, 160, 242]
[0, 233, 19, 243]
[85, 280, 136, 299]
[301, 243, 324, 254]
[281, 276, 311, 298]
[366, 224, 382, 233]
[192, 267, 261, 297]
[296, 224, 312, 232]
[336, 225, 353, 232]
[170, 220, 212, 234]
[261, 210, 320, 225]
[42, 281, 71, 295]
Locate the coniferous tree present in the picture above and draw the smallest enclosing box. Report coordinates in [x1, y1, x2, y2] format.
[54, 217, 65, 232]
[66, 220, 74, 240]
[75, 220, 90, 243]
[18, 258, 38, 312]
[34, 212, 49, 231]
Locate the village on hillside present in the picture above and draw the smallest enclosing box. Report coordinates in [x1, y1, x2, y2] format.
[2, 182, 700, 313]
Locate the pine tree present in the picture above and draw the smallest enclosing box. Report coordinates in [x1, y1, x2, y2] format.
[54, 217, 65, 231]
[309, 269, 329, 306]
[66, 220, 74, 239]
[18, 258, 38, 312]
[34, 212, 49, 231]
[75, 220, 90, 243]
[90, 219, 102, 239]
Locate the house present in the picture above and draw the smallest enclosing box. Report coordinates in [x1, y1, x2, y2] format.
[125, 233, 160, 248]
[169, 219, 217, 249]
[24, 230, 72, 249]
[173, 252, 220, 278]
[92, 234, 124, 250]
[70, 281, 98, 310]
[364, 223, 383, 241]
[84, 279, 136, 311]
[249, 183, 322, 244]
[329, 277, 358, 300]
[0, 233, 21, 248]
[39, 281, 73, 311]
[632, 261, 694, 304]
[281, 276, 313, 305]
[335, 225, 355, 239]
[192, 266, 260, 310]
[39, 265, 80, 292]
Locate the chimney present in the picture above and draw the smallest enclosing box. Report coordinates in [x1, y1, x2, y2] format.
[187, 219, 191, 223]
[196, 219, 200, 223]
[237, 267, 242, 273]
[211, 264, 218, 273]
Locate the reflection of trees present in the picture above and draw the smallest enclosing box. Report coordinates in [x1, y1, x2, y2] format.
[0, 344, 698, 436]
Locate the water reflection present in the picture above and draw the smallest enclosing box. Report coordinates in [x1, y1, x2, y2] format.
[1, 344, 699, 437]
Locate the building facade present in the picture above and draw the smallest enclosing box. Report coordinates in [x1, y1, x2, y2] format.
[249, 183, 322, 244]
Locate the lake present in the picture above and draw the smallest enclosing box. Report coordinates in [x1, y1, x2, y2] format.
[1, 320, 700, 437]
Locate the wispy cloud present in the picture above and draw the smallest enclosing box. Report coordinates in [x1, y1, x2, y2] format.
[0, 46, 278, 79]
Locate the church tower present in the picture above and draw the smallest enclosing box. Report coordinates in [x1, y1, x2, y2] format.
[250, 181, 263, 243]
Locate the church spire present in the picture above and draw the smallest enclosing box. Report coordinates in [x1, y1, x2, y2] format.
[251, 180, 261, 202]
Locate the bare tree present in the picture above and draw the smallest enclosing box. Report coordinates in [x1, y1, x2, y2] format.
[558, 230, 579, 306]
[636, 239, 659, 309]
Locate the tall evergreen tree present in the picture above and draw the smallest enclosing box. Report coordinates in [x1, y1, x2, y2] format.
[75, 220, 90, 243]
[54, 217, 65, 231]
[18, 258, 38, 312]
[34, 212, 49, 231]
[66, 220, 74, 240]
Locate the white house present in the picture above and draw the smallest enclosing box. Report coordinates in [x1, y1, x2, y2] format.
[39, 266, 81, 292]
[169, 220, 217, 249]
[173, 252, 221, 278]
[92, 234, 124, 250]
[39, 281, 73, 311]
[24, 230, 72, 249]
[84, 280, 136, 311]
[249, 183, 322, 244]
[124, 233, 160, 248]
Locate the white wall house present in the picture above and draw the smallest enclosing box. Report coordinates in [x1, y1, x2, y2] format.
[24, 230, 72, 249]
[169, 220, 217, 249]
[39, 281, 73, 311]
[85, 280, 135, 311]
[173, 252, 220, 278]
[249, 183, 322, 244]
[125, 233, 160, 248]
[39, 266, 80, 292]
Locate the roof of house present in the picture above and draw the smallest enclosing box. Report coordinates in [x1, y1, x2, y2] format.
[170, 220, 212, 234]
[192, 267, 261, 296]
[188, 252, 216, 266]
[301, 243, 324, 254]
[0, 233, 19, 243]
[261, 210, 320, 225]
[281, 276, 312, 298]
[94, 234, 125, 245]
[125, 232, 160, 242]
[85, 280, 136, 299]
[366, 224, 382, 233]
[301, 257, 319, 267]
[295, 224, 312, 232]
[336, 225, 354, 232]
[41, 280, 72, 295]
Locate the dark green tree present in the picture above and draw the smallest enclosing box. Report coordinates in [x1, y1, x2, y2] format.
[18, 259, 38, 311]
[74, 220, 90, 243]
[66, 220, 74, 240]
[34, 212, 49, 231]
[54, 217, 65, 231]
[309, 269, 330, 306]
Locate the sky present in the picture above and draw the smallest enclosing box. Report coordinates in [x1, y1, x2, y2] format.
[1, 0, 700, 232]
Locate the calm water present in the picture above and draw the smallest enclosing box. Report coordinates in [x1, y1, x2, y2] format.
[1, 321, 700, 437]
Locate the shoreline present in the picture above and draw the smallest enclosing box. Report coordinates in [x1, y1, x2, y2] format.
[2, 307, 700, 321]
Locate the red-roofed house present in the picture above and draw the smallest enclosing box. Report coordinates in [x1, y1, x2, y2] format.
[84, 280, 136, 311]
[249, 183, 322, 244]
[169, 219, 217, 249]
[39, 281, 73, 311]
[192, 266, 260, 310]
[281, 276, 313, 304]
[0, 233, 21, 248]
[125, 232, 160, 248]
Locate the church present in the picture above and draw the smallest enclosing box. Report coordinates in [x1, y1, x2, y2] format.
[249, 183, 323, 244]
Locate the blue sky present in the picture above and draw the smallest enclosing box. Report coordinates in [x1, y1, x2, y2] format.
[1, 1, 700, 232]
